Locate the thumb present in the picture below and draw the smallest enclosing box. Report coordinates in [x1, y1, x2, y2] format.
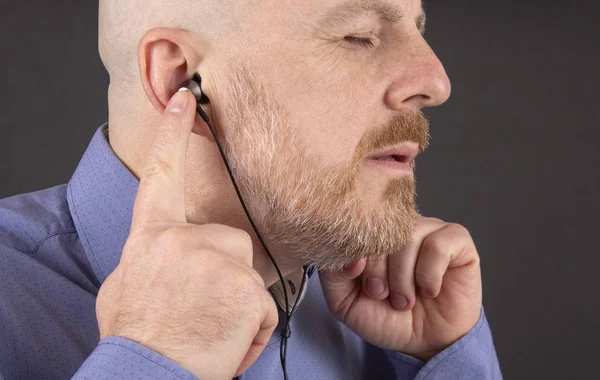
[131, 88, 196, 229]
[319, 258, 367, 306]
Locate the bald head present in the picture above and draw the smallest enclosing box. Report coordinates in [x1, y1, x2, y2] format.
[98, 0, 249, 90]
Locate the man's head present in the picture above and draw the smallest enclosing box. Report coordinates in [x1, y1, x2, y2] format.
[98, 0, 451, 271]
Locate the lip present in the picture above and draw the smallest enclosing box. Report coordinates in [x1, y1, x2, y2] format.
[366, 158, 413, 173]
[366, 142, 419, 164]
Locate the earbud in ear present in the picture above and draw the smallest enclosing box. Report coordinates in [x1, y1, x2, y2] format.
[182, 73, 211, 124]
[182, 73, 210, 104]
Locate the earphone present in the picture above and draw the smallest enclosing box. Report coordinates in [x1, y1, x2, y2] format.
[181, 74, 296, 380]
[182, 73, 210, 105]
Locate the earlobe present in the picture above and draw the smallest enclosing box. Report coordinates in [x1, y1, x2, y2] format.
[137, 27, 203, 113]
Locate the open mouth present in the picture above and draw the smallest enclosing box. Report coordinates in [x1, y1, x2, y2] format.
[375, 155, 408, 163]
[368, 154, 413, 173]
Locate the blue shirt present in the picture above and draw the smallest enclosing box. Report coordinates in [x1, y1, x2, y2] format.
[0, 124, 503, 380]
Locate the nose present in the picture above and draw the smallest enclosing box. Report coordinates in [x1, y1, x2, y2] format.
[384, 35, 452, 110]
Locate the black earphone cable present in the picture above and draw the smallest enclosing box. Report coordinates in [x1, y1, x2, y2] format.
[193, 101, 293, 380]
[282, 270, 307, 377]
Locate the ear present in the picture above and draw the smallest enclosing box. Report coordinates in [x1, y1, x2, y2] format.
[137, 27, 205, 113]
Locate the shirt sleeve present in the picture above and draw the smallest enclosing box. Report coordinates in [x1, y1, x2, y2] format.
[385, 305, 503, 380]
[71, 336, 199, 380]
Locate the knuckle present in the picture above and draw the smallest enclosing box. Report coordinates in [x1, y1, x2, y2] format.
[207, 224, 253, 249]
[252, 270, 266, 288]
[425, 216, 445, 224]
[470, 252, 481, 267]
[234, 229, 254, 251]
[447, 222, 470, 237]
[415, 270, 439, 287]
[421, 236, 446, 257]
[185, 225, 219, 250]
[142, 158, 173, 181]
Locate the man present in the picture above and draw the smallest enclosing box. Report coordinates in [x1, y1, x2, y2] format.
[0, 0, 502, 379]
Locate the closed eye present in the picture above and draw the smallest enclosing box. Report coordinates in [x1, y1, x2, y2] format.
[343, 36, 375, 47]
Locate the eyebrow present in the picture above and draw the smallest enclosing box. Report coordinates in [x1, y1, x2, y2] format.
[317, 0, 427, 33]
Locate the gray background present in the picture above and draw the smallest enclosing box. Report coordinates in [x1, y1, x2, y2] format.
[1, 1, 598, 379]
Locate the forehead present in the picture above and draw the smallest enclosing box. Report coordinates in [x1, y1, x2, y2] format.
[321, 0, 422, 19]
[263, 0, 425, 31]
[317, 0, 425, 29]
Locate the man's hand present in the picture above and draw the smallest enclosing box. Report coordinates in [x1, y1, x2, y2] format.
[95, 88, 278, 380]
[319, 216, 482, 361]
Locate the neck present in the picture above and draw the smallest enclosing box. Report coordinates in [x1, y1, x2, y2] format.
[250, 235, 306, 288]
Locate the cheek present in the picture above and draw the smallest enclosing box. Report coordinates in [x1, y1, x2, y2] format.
[247, 42, 381, 164]
[291, 86, 379, 166]
[281, 68, 377, 163]
[278, 94, 364, 167]
[292, 59, 384, 163]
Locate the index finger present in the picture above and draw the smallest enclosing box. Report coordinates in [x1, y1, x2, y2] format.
[131, 88, 197, 230]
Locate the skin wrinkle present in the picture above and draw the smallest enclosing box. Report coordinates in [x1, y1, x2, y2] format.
[317, 0, 406, 30]
[313, 0, 426, 38]
[99, 0, 451, 283]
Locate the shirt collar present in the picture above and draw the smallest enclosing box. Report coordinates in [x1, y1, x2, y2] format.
[67, 124, 138, 283]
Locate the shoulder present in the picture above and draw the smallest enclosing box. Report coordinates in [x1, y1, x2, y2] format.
[0, 186, 99, 379]
[0, 183, 99, 295]
[0, 184, 97, 289]
[0, 184, 76, 253]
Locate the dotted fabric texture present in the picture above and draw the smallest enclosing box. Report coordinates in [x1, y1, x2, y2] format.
[0, 124, 502, 380]
[72, 337, 197, 380]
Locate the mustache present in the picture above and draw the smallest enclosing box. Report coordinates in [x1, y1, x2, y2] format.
[354, 111, 431, 160]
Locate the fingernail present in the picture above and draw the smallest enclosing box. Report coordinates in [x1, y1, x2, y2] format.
[391, 293, 408, 310]
[168, 88, 191, 113]
[366, 278, 385, 296]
